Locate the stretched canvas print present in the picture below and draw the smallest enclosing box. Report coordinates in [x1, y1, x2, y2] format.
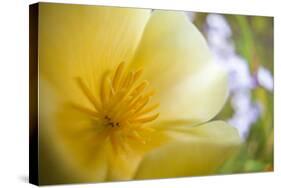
[29, 2, 274, 186]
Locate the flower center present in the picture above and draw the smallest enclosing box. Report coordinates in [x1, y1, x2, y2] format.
[73, 62, 159, 139]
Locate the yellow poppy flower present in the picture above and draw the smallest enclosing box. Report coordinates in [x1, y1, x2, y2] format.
[38, 3, 241, 185]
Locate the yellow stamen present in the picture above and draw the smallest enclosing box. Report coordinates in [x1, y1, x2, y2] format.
[100, 71, 111, 106]
[112, 62, 125, 90]
[138, 103, 160, 117]
[75, 62, 159, 150]
[75, 77, 101, 112]
[132, 113, 160, 124]
[70, 103, 100, 118]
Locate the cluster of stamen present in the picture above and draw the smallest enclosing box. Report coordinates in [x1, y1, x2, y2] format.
[73, 62, 159, 133]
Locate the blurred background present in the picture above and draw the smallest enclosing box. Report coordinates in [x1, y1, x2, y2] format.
[186, 12, 273, 173]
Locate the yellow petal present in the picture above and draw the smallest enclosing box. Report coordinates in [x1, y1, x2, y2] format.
[39, 78, 167, 184]
[39, 79, 108, 184]
[134, 121, 241, 179]
[130, 10, 228, 124]
[38, 79, 124, 183]
[157, 62, 228, 123]
[39, 3, 150, 98]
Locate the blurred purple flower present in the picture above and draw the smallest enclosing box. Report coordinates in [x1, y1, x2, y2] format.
[206, 14, 232, 38]
[257, 66, 274, 91]
[228, 102, 261, 140]
[228, 91, 261, 139]
[205, 13, 260, 140]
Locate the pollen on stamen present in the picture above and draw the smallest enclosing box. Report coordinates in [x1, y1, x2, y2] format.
[74, 62, 159, 136]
